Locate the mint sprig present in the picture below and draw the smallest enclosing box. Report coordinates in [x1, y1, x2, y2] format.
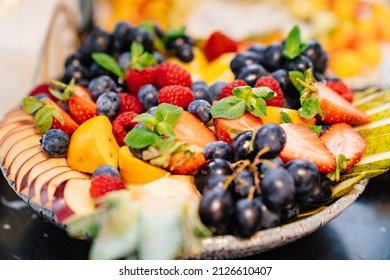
[92, 53, 124, 78]
[282, 26, 307, 60]
[280, 111, 293, 123]
[210, 86, 276, 119]
[128, 42, 157, 71]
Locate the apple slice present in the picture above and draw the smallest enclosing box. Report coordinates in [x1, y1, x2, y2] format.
[40, 170, 90, 208]
[6, 145, 42, 181]
[14, 151, 49, 192]
[2, 134, 42, 169]
[29, 166, 72, 202]
[0, 126, 38, 159]
[19, 157, 69, 195]
[1, 110, 34, 125]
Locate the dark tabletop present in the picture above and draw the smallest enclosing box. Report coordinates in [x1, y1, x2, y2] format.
[1, 172, 390, 260]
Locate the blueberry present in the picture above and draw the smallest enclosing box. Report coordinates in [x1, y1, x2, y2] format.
[253, 123, 286, 158]
[187, 99, 212, 123]
[112, 21, 134, 54]
[285, 159, 320, 195]
[208, 81, 227, 102]
[118, 52, 131, 70]
[138, 84, 158, 110]
[147, 106, 157, 116]
[166, 35, 193, 50]
[40, 129, 69, 158]
[96, 91, 121, 119]
[89, 62, 114, 80]
[283, 54, 313, 73]
[153, 51, 165, 64]
[301, 40, 328, 73]
[230, 131, 255, 162]
[176, 43, 194, 62]
[64, 51, 82, 68]
[203, 141, 232, 161]
[262, 43, 285, 72]
[88, 75, 117, 101]
[271, 69, 300, 109]
[247, 43, 266, 62]
[230, 51, 263, 75]
[92, 164, 121, 179]
[79, 28, 112, 65]
[191, 81, 211, 103]
[62, 64, 89, 85]
[130, 27, 154, 53]
[236, 64, 267, 87]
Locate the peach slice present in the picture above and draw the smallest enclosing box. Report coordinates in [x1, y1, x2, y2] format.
[29, 166, 72, 202]
[0, 122, 34, 141]
[6, 145, 42, 181]
[52, 178, 94, 224]
[40, 170, 90, 208]
[19, 157, 68, 196]
[0, 126, 38, 159]
[3, 108, 25, 118]
[2, 134, 42, 169]
[1, 110, 34, 126]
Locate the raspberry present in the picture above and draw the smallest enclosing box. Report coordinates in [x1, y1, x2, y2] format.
[217, 79, 247, 100]
[254, 76, 285, 107]
[125, 66, 156, 95]
[118, 93, 143, 114]
[158, 85, 194, 108]
[154, 61, 192, 88]
[112, 111, 139, 146]
[89, 174, 126, 199]
[326, 80, 354, 103]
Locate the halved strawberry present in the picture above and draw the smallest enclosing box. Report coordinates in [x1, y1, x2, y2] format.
[213, 111, 263, 144]
[203, 31, 238, 62]
[279, 123, 336, 173]
[173, 110, 217, 148]
[320, 122, 367, 171]
[68, 93, 97, 124]
[169, 150, 206, 175]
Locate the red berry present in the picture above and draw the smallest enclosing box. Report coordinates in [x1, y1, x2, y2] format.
[326, 80, 354, 103]
[125, 66, 155, 95]
[90, 174, 126, 199]
[154, 61, 192, 88]
[203, 31, 238, 62]
[118, 93, 143, 114]
[217, 79, 247, 100]
[158, 85, 194, 108]
[254, 76, 285, 107]
[112, 111, 139, 146]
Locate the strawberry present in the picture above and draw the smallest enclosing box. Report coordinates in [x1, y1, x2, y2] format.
[154, 61, 192, 88]
[28, 83, 58, 100]
[213, 111, 263, 144]
[118, 92, 143, 114]
[169, 151, 206, 175]
[217, 79, 247, 100]
[320, 122, 367, 171]
[112, 111, 139, 146]
[326, 80, 354, 103]
[158, 85, 194, 108]
[173, 110, 217, 148]
[125, 66, 156, 95]
[45, 98, 79, 135]
[279, 123, 336, 173]
[203, 31, 238, 62]
[254, 76, 285, 107]
[89, 174, 126, 199]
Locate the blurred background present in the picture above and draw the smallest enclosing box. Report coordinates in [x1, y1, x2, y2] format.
[1, 0, 390, 117]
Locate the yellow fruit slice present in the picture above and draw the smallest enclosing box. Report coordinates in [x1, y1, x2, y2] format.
[261, 106, 317, 126]
[118, 146, 169, 185]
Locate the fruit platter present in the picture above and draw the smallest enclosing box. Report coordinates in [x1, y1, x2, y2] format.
[1, 20, 390, 260]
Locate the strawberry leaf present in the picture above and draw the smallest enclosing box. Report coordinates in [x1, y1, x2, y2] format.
[280, 111, 293, 123]
[155, 103, 183, 126]
[282, 26, 307, 60]
[22, 96, 43, 114]
[210, 96, 246, 119]
[289, 71, 305, 92]
[92, 53, 124, 78]
[48, 106, 64, 125]
[124, 127, 161, 148]
[34, 107, 53, 133]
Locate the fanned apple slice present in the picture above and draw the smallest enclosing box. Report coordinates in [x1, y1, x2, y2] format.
[52, 178, 94, 224]
[29, 166, 72, 202]
[0, 126, 38, 159]
[2, 134, 42, 169]
[14, 151, 49, 192]
[19, 157, 69, 196]
[40, 170, 90, 208]
[6, 145, 42, 181]
[0, 110, 34, 125]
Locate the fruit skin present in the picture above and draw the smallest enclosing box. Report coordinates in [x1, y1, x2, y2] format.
[40, 129, 69, 158]
[230, 131, 255, 162]
[194, 159, 234, 194]
[112, 111, 139, 146]
[236, 64, 267, 87]
[187, 99, 212, 124]
[217, 79, 247, 100]
[169, 150, 206, 175]
[253, 123, 286, 159]
[125, 66, 156, 95]
[254, 76, 285, 107]
[118, 146, 168, 185]
[68, 91, 98, 124]
[203, 141, 231, 161]
[117, 93, 143, 114]
[326, 80, 354, 103]
[203, 31, 238, 62]
[88, 75, 117, 101]
[157, 85, 194, 108]
[92, 164, 121, 179]
[137, 84, 158, 110]
[285, 159, 320, 195]
[154, 61, 192, 88]
[96, 92, 121, 119]
[67, 115, 120, 173]
[214, 111, 263, 145]
[320, 122, 367, 171]
[43, 98, 79, 136]
[89, 174, 126, 199]
[279, 123, 336, 173]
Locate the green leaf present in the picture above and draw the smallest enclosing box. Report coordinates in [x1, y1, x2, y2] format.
[34, 107, 53, 133]
[280, 111, 293, 123]
[308, 125, 322, 136]
[327, 154, 347, 182]
[232, 86, 253, 99]
[49, 106, 64, 125]
[124, 127, 161, 148]
[298, 97, 321, 119]
[247, 96, 267, 117]
[22, 97, 43, 114]
[210, 96, 246, 119]
[251, 86, 276, 100]
[163, 27, 186, 44]
[156, 122, 175, 137]
[132, 114, 159, 126]
[131, 42, 144, 58]
[289, 71, 305, 92]
[282, 26, 306, 60]
[92, 53, 124, 78]
[155, 103, 183, 125]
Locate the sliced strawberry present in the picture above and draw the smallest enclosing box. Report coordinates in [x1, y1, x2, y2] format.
[315, 82, 369, 125]
[169, 151, 206, 175]
[279, 123, 336, 173]
[44, 98, 79, 135]
[326, 80, 354, 103]
[68, 93, 98, 124]
[173, 110, 216, 148]
[213, 111, 263, 144]
[203, 31, 238, 62]
[320, 122, 367, 171]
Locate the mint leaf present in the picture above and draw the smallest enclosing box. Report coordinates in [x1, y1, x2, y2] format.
[156, 122, 175, 137]
[92, 53, 124, 78]
[155, 103, 183, 125]
[327, 154, 347, 182]
[34, 107, 53, 133]
[163, 27, 186, 44]
[132, 113, 159, 126]
[210, 96, 246, 119]
[124, 127, 161, 148]
[131, 42, 144, 58]
[22, 97, 43, 114]
[233, 86, 252, 99]
[289, 71, 305, 92]
[282, 26, 307, 60]
[308, 125, 322, 136]
[247, 96, 267, 117]
[280, 111, 293, 123]
[299, 97, 321, 119]
[251, 87, 276, 100]
[129, 42, 157, 70]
